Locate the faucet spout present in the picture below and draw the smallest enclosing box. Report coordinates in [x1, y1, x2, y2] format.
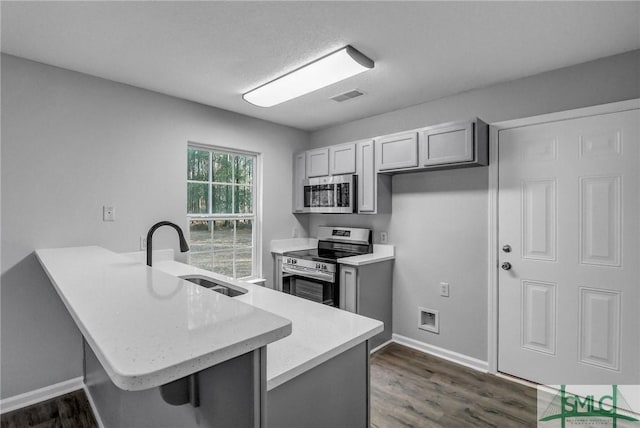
[146, 221, 190, 267]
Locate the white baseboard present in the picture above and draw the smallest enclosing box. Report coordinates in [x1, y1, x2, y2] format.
[392, 334, 489, 373]
[370, 339, 393, 354]
[0, 377, 85, 414]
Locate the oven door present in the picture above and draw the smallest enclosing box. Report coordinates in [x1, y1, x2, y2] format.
[281, 267, 337, 306]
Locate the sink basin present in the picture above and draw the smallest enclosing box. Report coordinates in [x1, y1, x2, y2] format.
[179, 275, 247, 297]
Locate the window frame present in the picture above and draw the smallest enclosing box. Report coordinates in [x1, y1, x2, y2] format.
[186, 142, 262, 280]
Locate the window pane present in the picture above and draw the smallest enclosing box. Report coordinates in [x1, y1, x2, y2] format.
[187, 183, 209, 214]
[235, 247, 253, 278]
[234, 155, 254, 184]
[236, 220, 253, 247]
[212, 185, 232, 213]
[212, 152, 233, 183]
[189, 220, 213, 252]
[213, 220, 234, 252]
[234, 186, 253, 214]
[187, 148, 209, 181]
[190, 252, 213, 272]
[213, 251, 234, 277]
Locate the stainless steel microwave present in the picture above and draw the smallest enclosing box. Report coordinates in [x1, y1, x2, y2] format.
[301, 174, 357, 214]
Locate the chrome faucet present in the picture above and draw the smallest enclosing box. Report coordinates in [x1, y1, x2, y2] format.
[146, 221, 190, 266]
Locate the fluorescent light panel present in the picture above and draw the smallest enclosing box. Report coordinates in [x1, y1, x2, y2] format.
[243, 46, 374, 107]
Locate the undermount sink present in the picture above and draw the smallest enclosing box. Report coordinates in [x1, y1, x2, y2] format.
[179, 274, 247, 297]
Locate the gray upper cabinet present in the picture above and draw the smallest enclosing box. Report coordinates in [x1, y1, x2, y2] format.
[377, 119, 488, 173]
[357, 139, 391, 214]
[292, 152, 306, 213]
[356, 140, 375, 212]
[329, 143, 356, 175]
[375, 132, 418, 171]
[420, 121, 474, 166]
[306, 148, 329, 177]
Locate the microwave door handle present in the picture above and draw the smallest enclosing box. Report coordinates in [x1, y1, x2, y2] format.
[282, 266, 334, 282]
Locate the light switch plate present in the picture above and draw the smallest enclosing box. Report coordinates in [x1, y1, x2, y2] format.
[440, 282, 450, 297]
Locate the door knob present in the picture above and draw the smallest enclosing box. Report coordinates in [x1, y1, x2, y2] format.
[501, 262, 512, 271]
[502, 245, 512, 253]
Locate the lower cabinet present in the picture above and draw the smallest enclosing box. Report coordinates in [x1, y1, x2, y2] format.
[339, 261, 394, 350]
[84, 340, 266, 428]
[272, 254, 283, 291]
[267, 342, 369, 428]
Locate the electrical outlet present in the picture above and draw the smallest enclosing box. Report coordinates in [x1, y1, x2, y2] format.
[380, 231, 388, 244]
[292, 227, 299, 238]
[440, 282, 450, 297]
[103, 205, 115, 222]
[139, 236, 147, 250]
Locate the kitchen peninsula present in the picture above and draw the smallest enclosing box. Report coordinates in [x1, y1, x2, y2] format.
[36, 246, 382, 427]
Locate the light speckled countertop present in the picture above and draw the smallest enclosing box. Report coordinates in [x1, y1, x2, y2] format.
[153, 260, 383, 390]
[269, 238, 317, 254]
[271, 238, 395, 266]
[35, 246, 292, 391]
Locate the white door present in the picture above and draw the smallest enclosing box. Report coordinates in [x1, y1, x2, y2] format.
[498, 109, 639, 385]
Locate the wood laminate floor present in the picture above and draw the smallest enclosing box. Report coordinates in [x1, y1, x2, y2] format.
[2, 344, 538, 428]
[370, 343, 539, 428]
[0, 389, 97, 428]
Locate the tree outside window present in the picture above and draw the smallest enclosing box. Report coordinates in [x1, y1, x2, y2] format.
[187, 146, 257, 278]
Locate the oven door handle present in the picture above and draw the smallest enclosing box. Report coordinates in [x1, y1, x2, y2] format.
[282, 265, 335, 283]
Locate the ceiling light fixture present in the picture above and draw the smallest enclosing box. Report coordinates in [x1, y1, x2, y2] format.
[242, 45, 374, 108]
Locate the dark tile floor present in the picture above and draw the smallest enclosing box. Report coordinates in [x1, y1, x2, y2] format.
[1, 389, 97, 428]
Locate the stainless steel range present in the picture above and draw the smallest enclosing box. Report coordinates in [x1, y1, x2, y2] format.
[281, 226, 372, 307]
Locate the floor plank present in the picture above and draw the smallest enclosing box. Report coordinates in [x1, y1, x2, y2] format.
[1, 390, 97, 428]
[371, 343, 538, 427]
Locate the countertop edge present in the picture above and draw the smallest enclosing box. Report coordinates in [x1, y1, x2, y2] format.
[35, 247, 293, 391]
[337, 255, 396, 266]
[266, 323, 383, 391]
[153, 260, 384, 392]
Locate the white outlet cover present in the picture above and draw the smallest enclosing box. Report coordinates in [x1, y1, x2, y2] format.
[440, 282, 450, 297]
[103, 205, 115, 222]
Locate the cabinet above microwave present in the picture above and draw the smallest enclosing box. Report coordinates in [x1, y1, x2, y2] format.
[292, 118, 487, 215]
[293, 141, 391, 215]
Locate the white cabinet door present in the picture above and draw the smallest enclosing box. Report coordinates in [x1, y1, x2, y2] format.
[356, 140, 376, 213]
[329, 143, 356, 175]
[306, 148, 329, 177]
[339, 266, 358, 313]
[498, 109, 639, 385]
[292, 152, 306, 212]
[375, 132, 418, 171]
[419, 121, 473, 166]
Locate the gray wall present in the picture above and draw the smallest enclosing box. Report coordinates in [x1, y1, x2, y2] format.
[0, 54, 308, 398]
[308, 50, 640, 362]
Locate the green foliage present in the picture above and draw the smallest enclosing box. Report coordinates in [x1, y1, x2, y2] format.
[187, 147, 256, 278]
[187, 148, 254, 215]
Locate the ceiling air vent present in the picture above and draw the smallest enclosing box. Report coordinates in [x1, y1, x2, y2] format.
[331, 89, 364, 102]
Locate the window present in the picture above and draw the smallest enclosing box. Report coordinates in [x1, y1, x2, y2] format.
[187, 145, 259, 279]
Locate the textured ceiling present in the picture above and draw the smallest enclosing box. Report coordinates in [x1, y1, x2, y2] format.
[2, 1, 639, 131]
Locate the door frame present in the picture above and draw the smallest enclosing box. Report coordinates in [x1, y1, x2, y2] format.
[486, 98, 640, 374]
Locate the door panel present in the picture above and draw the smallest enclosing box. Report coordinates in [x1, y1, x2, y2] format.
[498, 109, 639, 385]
